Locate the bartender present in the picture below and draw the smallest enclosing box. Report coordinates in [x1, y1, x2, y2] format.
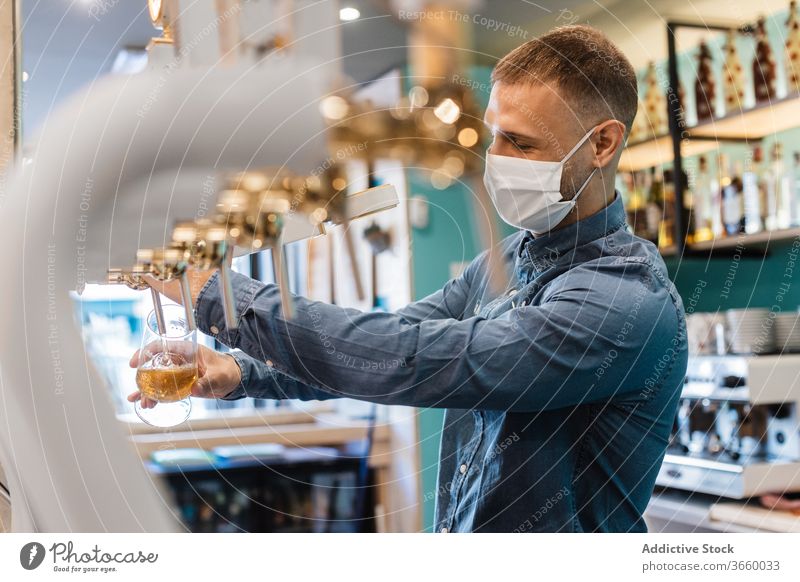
[131, 24, 688, 532]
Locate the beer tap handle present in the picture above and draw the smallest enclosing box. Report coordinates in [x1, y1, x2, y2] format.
[219, 245, 239, 331]
[149, 287, 168, 336]
[178, 271, 197, 331]
[341, 220, 365, 301]
[271, 242, 295, 319]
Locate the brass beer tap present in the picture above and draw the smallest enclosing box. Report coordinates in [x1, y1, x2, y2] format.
[135, 247, 196, 332]
[171, 219, 239, 331]
[215, 170, 295, 319]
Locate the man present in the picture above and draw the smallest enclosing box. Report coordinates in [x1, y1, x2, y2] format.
[131, 25, 688, 532]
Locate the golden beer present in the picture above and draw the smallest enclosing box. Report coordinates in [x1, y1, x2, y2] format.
[136, 354, 197, 402]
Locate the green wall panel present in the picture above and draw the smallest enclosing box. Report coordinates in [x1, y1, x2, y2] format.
[666, 241, 800, 315]
[408, 65, 498, 531]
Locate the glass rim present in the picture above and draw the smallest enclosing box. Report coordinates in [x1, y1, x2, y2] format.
[145, 304, 194, 339]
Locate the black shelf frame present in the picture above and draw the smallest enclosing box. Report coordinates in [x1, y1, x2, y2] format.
[665, 19, 757, 257]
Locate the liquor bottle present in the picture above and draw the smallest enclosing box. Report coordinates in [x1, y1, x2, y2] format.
[695, 41, 716, 121]
[618, 172, 630, 215]
[619, 172, 636, 229]
[646, 167, 662, 242]
[660, 169, 677, 249]
[631, 171, 652, 239]
[753, 16, 777, 103]
[624, 172, 640, 236]
[721, 155, 744, 235]
[765, 142, 792, 230]
[679, 169, 694, 246]
[787, 1, 800, 95]
[742, 146, 764, 234]
[779, 143, 793, 229]
[629, 101, 646, 143]
[711, 154, 724, 238]
[644, 62, 668, 136]
[722, 29, 745, 115]
[693, 156, 714, 241]
[792, 152, 800, 226]
[616, 172, 628, 200]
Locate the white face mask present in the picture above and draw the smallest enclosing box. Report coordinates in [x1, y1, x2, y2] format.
[483, 127, 598, 235]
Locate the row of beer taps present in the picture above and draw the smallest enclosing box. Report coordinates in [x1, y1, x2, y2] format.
[107, 163, 342, 330]
[107, 78, 486, 333]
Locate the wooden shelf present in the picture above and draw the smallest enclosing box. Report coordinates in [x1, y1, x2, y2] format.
[620, 92, 800, 172]
[659, 228, 800, 257]
[129, 413, 391, 458]
[659, 244, 678, 257]
[620, 135, 720, 172]
[118, 402, 336, 435]
[688, 227, 800, 252]
[690, 91, 800, 141]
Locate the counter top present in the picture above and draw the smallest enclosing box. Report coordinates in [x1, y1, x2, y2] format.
[646, 488, 800, 533]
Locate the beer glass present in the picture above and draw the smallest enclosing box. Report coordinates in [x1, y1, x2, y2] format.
[134, 304, 196, 427]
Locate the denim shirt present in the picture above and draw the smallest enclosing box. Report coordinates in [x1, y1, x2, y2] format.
[195, 193, 688, 532]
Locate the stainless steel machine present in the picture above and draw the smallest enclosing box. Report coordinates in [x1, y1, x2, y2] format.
[657, 354, 800, 498]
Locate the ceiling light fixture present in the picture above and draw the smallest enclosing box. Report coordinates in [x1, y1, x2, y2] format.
[339, 7, 360, 21]
[148, 0, 163, 24]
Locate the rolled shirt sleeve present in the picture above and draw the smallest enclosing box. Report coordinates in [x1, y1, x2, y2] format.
[222, 350, 336, 402]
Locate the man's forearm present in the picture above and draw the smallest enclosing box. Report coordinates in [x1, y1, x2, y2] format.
[195, 271, 431, 406]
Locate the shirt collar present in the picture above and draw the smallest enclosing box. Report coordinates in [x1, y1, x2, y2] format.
[516, 192, 626, 277]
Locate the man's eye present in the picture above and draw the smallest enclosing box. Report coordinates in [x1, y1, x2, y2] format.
[504, 136, 534, 150]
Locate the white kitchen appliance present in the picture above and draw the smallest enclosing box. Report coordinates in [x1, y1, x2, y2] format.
[657, 354, 800, 498]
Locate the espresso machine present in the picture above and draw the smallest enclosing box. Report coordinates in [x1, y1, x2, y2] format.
[657, 354, 800, 498]
[0, 0, 488, 532]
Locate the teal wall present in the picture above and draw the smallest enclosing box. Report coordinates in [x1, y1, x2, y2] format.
[408, 170, 480, 531]
[666, 242, 800, 315]
[408, 65, 500, 531]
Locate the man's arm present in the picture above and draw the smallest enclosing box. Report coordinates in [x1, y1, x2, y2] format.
[197, 256, 683, 412]
[212, 250, 482, 402]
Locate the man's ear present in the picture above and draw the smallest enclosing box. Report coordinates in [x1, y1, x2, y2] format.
[591, 120, 626, 168]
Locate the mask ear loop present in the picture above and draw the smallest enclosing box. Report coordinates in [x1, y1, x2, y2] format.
[569, 167, 598, 206]
[561, 126, 598, 205]
[568, 120, 622, 203]
[560, 126, 598, 163]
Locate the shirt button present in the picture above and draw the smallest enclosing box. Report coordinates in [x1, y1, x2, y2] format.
[459, 464, 468, 475]
[210, 325, 219, 335]
[440, 527, 448, 533]
[265, 359, 274, 367]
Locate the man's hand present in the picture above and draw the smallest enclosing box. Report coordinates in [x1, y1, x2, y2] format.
[127, 343, 242, 409]
[145, 267, 217, 306]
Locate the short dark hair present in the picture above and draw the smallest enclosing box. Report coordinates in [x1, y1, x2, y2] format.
[492, 25, 638, 134]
